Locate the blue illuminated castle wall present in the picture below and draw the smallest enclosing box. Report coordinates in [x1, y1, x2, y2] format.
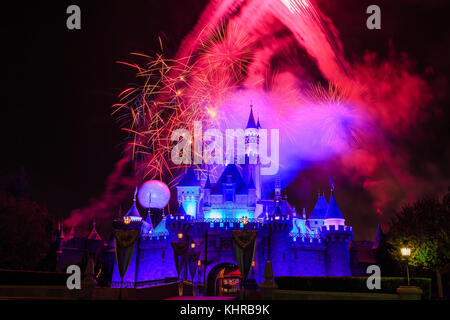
[111, 108, 354, 287]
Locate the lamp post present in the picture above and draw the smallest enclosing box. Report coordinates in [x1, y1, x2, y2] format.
[401, 247, 411, 286]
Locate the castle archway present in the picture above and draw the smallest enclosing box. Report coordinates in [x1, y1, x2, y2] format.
[206, 262, 240, 296]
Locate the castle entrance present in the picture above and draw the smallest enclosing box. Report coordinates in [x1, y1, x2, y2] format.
[206, 263, 241, 296]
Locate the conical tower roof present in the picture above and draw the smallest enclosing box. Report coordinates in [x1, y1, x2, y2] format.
[178, 167, 200, 186]
[87, 221, 102, 240]
[325, 193, 344, 220]
[153, 216, 169, 236]
[145, 210, 154, 232]
[246, 105, 257, 129]
[248, 174, 255, 189]
[204, 172, 212, 189]
[372, 224, 383, 249]
[175, 204, 187, 215]
[309, 194, 328, 219]
[125, 187, 142, 218]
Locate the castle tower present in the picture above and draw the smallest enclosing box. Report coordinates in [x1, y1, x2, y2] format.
[308, 192, 328, 231]
[266, 200, 292, 277]
[176, 167, 201, 218]
[321, 181, 352, 276]
[244, 104, 262, 199]
[111, 190, 143, 287]
[56, 221, 64, 261]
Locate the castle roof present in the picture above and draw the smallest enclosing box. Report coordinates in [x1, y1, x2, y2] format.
[309, 194, 328, 219]
[178, 167, 201, 186]
[125, 188, 142, 218]
[325, 193, 344, 220]
[372, 224, 383, 249]
[211, 164, 248, 194]
[144, 210, 154, 231]
[152, 216, 169, 236]
[66, 227, 75, 241]
[246, 105, 257, 129]
[204, 172, 212, 189]
[256, 117, 261, 129]
[87, 222, 102, 241]
[248, 174, 255, 189]
[258, 199, 293, 216]
[175, 204, 187, 215]
[125, 201, 141, 218]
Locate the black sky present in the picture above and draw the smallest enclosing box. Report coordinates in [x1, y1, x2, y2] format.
[2, 0, 449, 240]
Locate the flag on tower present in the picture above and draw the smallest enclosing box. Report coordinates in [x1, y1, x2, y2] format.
[330, 176, 335, 192]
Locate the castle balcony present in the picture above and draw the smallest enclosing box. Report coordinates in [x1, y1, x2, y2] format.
[188, 218, 265, 231]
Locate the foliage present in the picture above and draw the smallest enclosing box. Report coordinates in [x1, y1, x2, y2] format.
[387, 193, 450, 271]
[0, 192, 55, 270]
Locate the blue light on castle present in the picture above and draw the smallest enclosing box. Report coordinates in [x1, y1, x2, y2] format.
[111, 107, 353, 289]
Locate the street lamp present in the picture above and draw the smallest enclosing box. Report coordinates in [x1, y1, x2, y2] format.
[401, 247, 411, 286]
[190, 242, 196, 249]
[178, 233, 183, 241]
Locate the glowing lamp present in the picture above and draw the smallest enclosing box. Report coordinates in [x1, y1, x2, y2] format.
[197, 260, 201, 267]
[177, 233, 183, 240]
[137, 180, 171, 209]
[123, 216, 131, 225]
[191, 242, 196, 249]
[251, 261, 255, 267]
[242, 216, 248, 225]
[401, 248, 411, 256]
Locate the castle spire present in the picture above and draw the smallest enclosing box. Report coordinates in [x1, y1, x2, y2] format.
[87, 220, 102, 240]
[57, 219, 64, 239]
[330, 176, 335, 194]
[246, 103, 257, 129]
[274, 174, 281, 202]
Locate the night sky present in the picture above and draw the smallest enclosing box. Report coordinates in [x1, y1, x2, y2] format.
[2, 0, 450, 241]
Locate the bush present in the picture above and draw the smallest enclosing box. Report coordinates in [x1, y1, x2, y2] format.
[274, 277, 432, 300]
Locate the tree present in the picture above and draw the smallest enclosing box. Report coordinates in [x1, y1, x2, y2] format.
[0, 191, 55, 270]
[387, 192, 450, 298]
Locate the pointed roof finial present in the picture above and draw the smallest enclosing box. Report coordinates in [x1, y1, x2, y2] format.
[330, 176, 335, 194]
[246, 102, 257, 129]
[133, 187, 138, 202]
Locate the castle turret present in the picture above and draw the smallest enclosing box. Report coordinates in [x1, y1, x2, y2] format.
[320, 180, 352, 276]
[248, 174, 256, 206]
[266, 181, 293, 276]
[308, 192, 328, 231]
[203, 171, 212, 206]
[87, 221, 102, 241]
[244, 104, 261, 199]
[176, 167, 201, 218]
[56, 221, 64, 255]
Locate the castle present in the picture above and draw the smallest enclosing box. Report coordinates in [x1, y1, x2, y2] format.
[109, 107, 355, 290]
